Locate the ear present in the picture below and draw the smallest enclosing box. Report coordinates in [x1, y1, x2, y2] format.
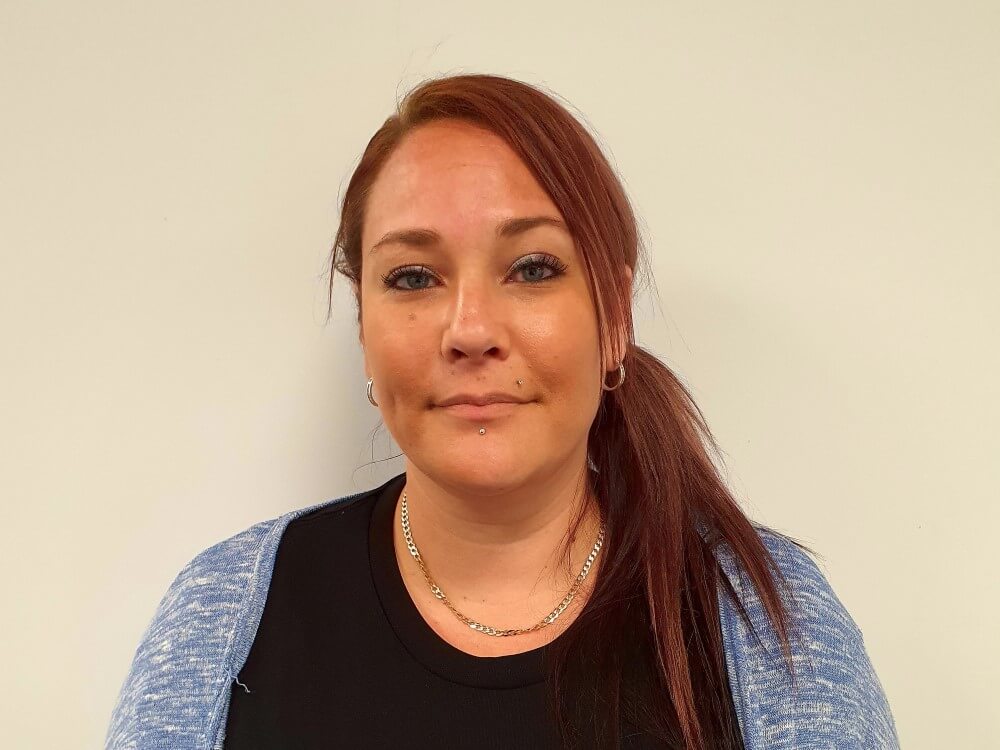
[604, 330, 628, 373]
[358, 325, 368, 379]
[353, 279, 365, 348]
[602, 264, 633, 372]
[359, 345, 370, 384]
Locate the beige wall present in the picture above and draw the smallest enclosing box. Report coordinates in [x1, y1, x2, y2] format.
[2, 2, 997, 747]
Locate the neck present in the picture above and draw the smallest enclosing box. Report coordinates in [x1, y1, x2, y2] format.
[393, 458, 604, 625]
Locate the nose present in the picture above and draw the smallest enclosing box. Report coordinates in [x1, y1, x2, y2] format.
[439, 277, 511, 364]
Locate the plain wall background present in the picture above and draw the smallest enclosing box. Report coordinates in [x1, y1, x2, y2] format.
[2, 2, 997, 747]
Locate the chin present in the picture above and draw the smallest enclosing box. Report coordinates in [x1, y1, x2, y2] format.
[428, 451, 539, 494]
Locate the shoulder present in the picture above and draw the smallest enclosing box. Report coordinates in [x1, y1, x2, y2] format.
[144, 485, 376, 647]
[105, 488, 372, 749]
[716, 526, 900, 749]
[713, 524, 868, 645]
[757, 526, 866, 642]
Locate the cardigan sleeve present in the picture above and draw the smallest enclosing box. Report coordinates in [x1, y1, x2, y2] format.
[104, 519, 278, 750]
[841, 627, 901, 748]
[718, 528, 902, 749]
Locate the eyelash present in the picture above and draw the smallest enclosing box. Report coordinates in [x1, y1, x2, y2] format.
[379, 253, 569, 292]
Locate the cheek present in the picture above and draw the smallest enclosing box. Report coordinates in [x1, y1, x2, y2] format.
[365, 318, 435, 406]
[525, 320, 602, 407]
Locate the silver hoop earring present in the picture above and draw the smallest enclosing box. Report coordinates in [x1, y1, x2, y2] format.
[601, 361, 625, 391]
[366, 377, 379, 407]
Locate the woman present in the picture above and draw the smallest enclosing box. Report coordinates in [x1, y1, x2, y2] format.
[105, 73, 899, 749]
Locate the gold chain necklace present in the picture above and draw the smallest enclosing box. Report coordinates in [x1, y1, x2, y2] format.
[400, 489, 606, 637]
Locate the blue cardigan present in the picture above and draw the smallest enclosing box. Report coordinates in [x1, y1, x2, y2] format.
[105, 488, 901, 749]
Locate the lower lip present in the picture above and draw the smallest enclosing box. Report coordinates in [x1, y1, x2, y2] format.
[437, 401, 526, 420]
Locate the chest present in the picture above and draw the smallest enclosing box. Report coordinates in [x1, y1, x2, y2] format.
[397, 555, 586, 657]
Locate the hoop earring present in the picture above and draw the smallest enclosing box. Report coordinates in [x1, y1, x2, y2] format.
[602, 361, 625, 391]
[366, 377, 379, 407]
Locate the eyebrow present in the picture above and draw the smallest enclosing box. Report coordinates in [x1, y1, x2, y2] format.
[369, 215, 568, 254]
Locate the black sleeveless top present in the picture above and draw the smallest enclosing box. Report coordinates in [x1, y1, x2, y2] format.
[223, 472, 741, 748]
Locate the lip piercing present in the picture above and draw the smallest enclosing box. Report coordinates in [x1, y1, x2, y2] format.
[366, 377, 524, 440]
[479, 379, 522, 435]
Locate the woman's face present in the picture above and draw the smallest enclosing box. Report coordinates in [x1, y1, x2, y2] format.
[358, 119, 627, 492]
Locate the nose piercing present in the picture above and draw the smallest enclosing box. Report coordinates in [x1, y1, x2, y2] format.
[516, 379, 523, 386]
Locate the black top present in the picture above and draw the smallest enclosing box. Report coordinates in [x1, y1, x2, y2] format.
[223, 473, 733, 749]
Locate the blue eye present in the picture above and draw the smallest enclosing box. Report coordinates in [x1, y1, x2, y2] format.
[380, 254, 568, 292]
[510, 254, 569, 283]
[381, 264, 436, 291]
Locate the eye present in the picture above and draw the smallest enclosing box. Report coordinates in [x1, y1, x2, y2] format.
[510, 253, 568, 283]
[380, 264, 436, 291]
[380, 253, 568, 292]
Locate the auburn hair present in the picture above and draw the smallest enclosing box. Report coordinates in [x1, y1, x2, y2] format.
[326, 72, 808, 750]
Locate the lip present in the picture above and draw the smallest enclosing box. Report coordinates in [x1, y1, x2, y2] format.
[436, 391, 527, 407]
[437, 401, 526, 420]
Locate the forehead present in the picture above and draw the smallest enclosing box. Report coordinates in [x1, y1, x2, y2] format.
[363, 120, 562, 247]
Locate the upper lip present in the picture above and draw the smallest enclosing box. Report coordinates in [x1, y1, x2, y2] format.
[437, 392, 528, 407]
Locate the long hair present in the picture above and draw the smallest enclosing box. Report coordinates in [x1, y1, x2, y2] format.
[327, 72, 810, 750]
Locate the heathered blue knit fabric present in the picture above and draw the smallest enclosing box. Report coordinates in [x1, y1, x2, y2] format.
[105, 490, 900, 749]
[715, 531, 900, 748]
